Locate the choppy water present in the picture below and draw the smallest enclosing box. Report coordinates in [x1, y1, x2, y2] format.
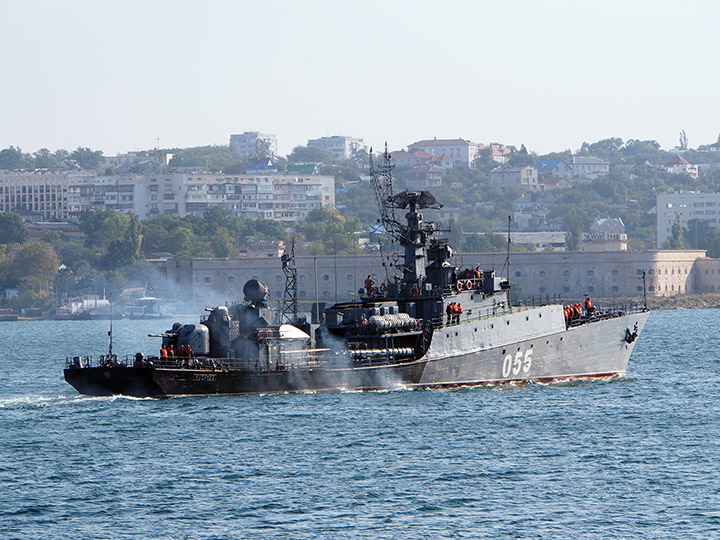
[1, 310, 719, 539]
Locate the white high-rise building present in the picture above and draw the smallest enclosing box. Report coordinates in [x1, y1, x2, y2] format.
[307, 135, 366, 161]
[656, 190, 720, 247]
[230, 132, 277, 158]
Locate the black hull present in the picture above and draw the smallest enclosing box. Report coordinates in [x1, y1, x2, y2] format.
[63, 308, 649, 398]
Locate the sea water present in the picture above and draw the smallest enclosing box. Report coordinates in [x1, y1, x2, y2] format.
[0, 310, 719, 539]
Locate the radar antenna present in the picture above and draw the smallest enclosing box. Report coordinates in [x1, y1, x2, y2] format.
[280, 238, 298, 324]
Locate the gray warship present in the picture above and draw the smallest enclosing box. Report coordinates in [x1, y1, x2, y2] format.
[64, 148, 650, 398]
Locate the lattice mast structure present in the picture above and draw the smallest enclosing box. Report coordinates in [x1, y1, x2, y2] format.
[280, 238, 298, 323]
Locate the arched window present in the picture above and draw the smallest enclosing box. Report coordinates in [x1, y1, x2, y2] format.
[562, 270, 570, 277]
[611, 269, 618, 276]
[204, 277, 211, 283]
[539, 270, 545, 277]
[228, 276, 235, 282]
[322, 274, 330, 281]
[587, 270, 594, 277]
[563, 286, 570, 293]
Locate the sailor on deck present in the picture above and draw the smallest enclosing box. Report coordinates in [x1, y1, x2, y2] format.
[364, 275, 375, 295]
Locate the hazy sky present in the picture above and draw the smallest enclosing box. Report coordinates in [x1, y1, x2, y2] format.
[2, 0, 718, 157]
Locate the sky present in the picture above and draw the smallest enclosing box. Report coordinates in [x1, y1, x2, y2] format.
[1, 0, 719, 158]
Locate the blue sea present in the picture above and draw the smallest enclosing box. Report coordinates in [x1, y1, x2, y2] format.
[1, 309, 719, 539]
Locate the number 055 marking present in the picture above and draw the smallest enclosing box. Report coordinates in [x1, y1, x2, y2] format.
[502, 348, 533, 378]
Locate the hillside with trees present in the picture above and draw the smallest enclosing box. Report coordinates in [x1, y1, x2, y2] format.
[3, 133, 720, 311]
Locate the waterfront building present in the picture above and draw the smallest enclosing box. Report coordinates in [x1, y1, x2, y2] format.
[166, 249, 708, 304]
[656, 190, 720, 248]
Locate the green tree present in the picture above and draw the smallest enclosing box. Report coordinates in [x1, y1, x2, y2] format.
[10, 242, 59, 292]
[211, 227, 235, 257]
[565, 210, 583, 251]
[33, 148, 59, 169]
[168, 145, 246, 172]
[104, 214, 143, 268]
[287, 146, 335, 164]
[684, 219, 713, 250]
[0, 146, 32, 169]
[79, 209, 123, 249]
[666, 213, 686, 249]
[70, 147, 104, 169]
[0, 212, 29, 244]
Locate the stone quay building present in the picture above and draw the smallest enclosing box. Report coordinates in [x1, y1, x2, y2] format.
[166, 249, 716, 307]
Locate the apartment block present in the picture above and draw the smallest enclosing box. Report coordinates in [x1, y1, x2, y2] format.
[656, 190, 720, 248]
[307, 135, 366, 161]
[68, 172, 335, 223]
[0, 171, 93, 220]
[230, 132, 278, 158]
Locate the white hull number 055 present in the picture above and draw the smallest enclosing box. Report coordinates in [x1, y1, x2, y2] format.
[502, 348, 533, 378]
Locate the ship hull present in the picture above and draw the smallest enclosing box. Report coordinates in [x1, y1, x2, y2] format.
[64, 309, 649, 398]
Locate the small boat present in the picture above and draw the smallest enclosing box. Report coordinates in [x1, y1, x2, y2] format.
[126, 297, 168, 319]
[0, 308, 19, 321]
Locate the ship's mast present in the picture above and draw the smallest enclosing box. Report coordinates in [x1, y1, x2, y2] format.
[280, 238, 298, 323]
[369, 143, 400, 238]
